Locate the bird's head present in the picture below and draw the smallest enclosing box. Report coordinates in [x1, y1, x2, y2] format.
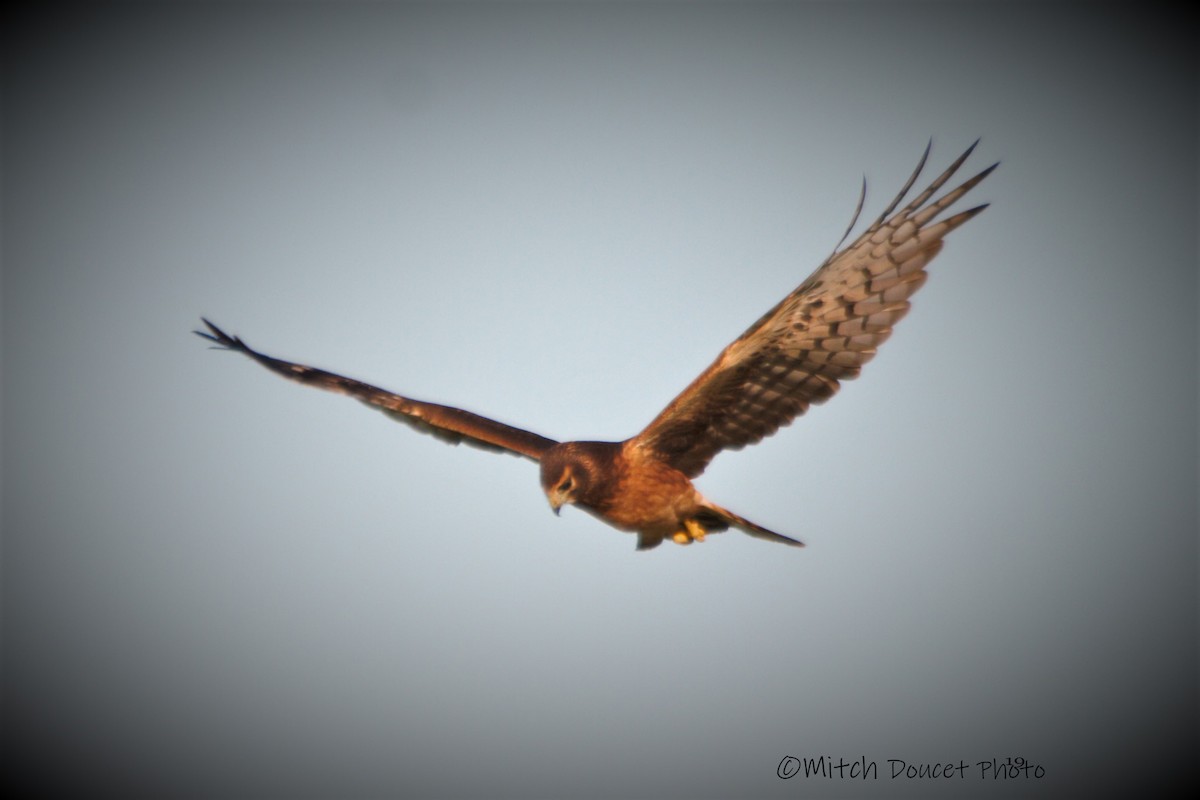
[543, 466, 578, 515]
[539, 444, 594, 515]
[543, 461, 584, 515]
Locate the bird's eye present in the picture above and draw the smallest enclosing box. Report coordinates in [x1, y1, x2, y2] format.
[558, 476, 574, 493]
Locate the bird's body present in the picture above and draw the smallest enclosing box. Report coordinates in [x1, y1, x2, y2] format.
[539, 440, 802, 549]
[597, 447, 701, 545]
[198, 142, 995, 551]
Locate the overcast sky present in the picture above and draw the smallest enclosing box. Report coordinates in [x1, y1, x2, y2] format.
[4, 3, 1196, 798]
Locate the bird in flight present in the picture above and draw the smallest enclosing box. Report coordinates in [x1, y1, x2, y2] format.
[198, 142, 994, 550]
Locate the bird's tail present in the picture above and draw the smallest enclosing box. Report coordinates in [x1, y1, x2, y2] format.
[698, 501, 805, 548]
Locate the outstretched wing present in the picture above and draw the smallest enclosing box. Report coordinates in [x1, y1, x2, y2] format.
[631, 141, 996, 478]
[195, 319, 558, 461]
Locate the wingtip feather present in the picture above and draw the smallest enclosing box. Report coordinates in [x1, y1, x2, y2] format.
[194, 318, 248, 351]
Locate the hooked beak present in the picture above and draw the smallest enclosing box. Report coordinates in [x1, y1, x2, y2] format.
[547, 492, 565, 516]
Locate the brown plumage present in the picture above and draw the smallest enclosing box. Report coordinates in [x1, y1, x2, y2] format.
[197, 142, 994, 551]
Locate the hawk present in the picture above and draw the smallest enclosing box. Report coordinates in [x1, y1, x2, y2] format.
[197, 142, 994, 550]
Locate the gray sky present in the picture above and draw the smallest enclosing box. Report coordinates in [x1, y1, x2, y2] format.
[4, 3, 1196, 798]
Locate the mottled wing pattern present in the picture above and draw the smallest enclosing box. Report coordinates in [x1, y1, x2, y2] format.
[632, 142, 996, 478]
[195, 319, 558, 461]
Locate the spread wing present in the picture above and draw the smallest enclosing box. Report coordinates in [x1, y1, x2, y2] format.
[195, 319, 558, 461]
[631, 141, 996, 478]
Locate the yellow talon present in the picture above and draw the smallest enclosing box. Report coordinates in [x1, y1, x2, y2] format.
[671, 521, 709, 545]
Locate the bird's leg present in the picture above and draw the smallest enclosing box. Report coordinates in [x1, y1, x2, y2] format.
[672, 519, 707, 545]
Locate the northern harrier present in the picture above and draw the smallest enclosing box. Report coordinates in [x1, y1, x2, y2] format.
[198, 142, 994, 550]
